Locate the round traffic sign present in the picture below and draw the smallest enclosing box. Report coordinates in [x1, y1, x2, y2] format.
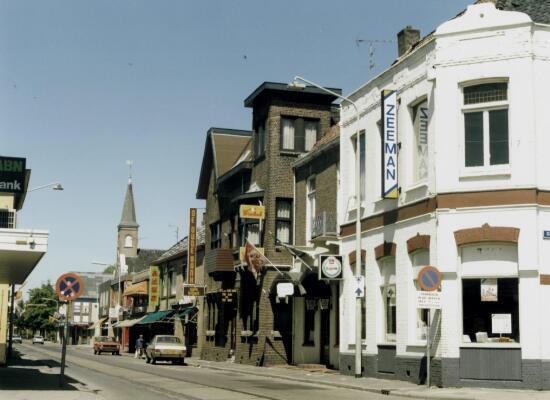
[56, 273, 85, 301]
[418, 266, 442, 292]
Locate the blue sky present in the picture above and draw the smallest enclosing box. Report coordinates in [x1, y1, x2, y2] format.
[0, 0, 472, 293]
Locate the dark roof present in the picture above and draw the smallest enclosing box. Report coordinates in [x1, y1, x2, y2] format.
[196, 128, 252, 199]
[244, 82, 342, 108]
[126, 248, 166, 274]
[118, 181, 138, 229]
[151, 226, 206, 265]
[293, 125, 340, 170]
[496, 0, 550, 24]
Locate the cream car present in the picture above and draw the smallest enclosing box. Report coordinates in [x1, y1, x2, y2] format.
[145, 335, 186, 365]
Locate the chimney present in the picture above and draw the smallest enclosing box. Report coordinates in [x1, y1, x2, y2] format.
[397, 26, 420, 57]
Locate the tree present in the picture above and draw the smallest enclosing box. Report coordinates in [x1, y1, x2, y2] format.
[103, 265, 115, 274]
[21, 282, 58, 335]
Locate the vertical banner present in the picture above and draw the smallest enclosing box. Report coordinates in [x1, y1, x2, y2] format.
[187, 208, 197, 284]
[149, 266, 160, 307]
[382, 89, 398, 199]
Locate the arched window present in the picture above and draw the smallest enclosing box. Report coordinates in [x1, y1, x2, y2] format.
[124, 235, 133, 248]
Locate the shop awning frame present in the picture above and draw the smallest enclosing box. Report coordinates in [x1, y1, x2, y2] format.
[135, 310, 175, 325]
[112, 316, 146, 328]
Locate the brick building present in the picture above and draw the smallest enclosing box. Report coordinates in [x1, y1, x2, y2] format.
[196, 82, 340, 366]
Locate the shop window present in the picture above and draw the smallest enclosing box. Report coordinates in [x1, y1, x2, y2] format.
[281, 117, 319, 152]
[379, 257, 396, 342]
[276, 199, 292, 244]
[462, 82, 509, 167]
[303, 298, 316, 346]
[210, 222, 221, 249]
[411, 99, 429, 183]
[462, 278, 519, 343]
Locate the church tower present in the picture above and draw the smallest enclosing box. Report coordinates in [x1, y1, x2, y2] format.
[117, 177, 139, 258]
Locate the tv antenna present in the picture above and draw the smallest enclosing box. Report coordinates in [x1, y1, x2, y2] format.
[355, 38, 395, 71]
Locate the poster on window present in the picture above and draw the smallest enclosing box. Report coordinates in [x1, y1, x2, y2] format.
[491, 313, 512, 335]
[481, 278, 498, 302]
[381, 89, 398, 199]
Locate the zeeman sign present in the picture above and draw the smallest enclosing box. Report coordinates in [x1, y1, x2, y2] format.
[0, 156, 26, 193]
[381, 90, 398, 199]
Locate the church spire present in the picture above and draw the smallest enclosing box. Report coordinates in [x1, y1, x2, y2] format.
[118, 177, 138, 229]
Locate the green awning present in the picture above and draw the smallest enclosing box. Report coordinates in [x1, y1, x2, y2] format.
[135, 310, 174, 325]
[175, 307, 196, 318]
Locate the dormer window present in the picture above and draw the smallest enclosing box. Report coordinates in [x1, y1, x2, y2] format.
[462, 81, 509, 168]
[280, 117, 319, 152]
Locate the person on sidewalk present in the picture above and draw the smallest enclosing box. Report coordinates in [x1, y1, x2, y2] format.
[134, 335, 145, 359]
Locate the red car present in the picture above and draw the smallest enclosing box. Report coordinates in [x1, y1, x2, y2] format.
[93, 336, 120, 355]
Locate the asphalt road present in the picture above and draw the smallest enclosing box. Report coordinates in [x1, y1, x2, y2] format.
[18, 342, 395, 400]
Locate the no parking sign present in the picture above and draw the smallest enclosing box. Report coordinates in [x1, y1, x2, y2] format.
[55, 272, 85, 302]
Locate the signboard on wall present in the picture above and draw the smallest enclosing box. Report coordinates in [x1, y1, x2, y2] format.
[0, 156, 26, 193]
[183, 285, 205, 297]
[381, 89, 398, 199]
[149, 266, 160, 307]
[239, 204, 265, 220]
[187, 208, 197, 285]
[416, 291, 441, 309]
[481, 278, 498, 302]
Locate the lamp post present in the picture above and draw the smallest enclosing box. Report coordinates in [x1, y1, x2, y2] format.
[27, 182, 64, 192]
[289, 76, 363, 378]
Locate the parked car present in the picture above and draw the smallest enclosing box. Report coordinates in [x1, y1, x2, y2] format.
[145, 335, 186, 365]
[32, 335, 44, 345]
[93, 336, 120, 355]
[11, 334, 22, 344]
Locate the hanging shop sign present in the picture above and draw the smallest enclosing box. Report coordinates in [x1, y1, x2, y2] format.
[187, 208, 197, 285]
[239, 204, 265, 220]
[0, 156, 26, 193]
[381, 89, 398, 199]
[55, 272, 85, 302]
[276, 282, 294, 298]
[183, 284, 205, 297]
[481, 278, 498, 302]
[491, 313, 512, 335]
[319, 255, 343, 280]
[149, 266, 160, 307]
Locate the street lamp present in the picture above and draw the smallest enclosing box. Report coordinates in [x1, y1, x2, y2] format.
[289, 76, 363, 378]
[27, 182, 64, 192]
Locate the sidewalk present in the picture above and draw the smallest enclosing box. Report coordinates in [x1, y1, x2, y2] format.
[0, 347, 105, 400]
[184, 357, 550, 400]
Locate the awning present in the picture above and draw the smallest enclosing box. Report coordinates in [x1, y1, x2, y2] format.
[112, 316, 145, 328]
[123, 281, 148, 297]
[90, 317, 108, 329]
[135, 310, 175, 325]
[175, 307, 196, 319]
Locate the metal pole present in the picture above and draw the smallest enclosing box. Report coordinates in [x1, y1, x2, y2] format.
[426, 309, 431, 388]
[8, 285, 15, 358]
[59, 302, 68, 387]
[117, 262, 121, 342]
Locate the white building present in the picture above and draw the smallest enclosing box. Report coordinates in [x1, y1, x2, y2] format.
[338, 1, 550, 389]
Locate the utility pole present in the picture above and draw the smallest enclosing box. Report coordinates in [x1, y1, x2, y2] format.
[7, 285, 15, 359]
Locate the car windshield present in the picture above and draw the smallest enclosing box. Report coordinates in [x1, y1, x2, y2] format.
[97, 336, 114, 342]
[156, 336, 180, 344]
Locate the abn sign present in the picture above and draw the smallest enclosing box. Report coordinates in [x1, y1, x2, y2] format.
[56, 273, 85, 302]
[0, 156, 26, 193]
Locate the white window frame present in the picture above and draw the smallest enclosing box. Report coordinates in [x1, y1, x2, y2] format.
[459, 80, 510, 177]
[306, 176, 316, 243]
[378, 257, 396, 344]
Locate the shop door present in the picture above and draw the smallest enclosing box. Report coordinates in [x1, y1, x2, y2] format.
[320, 307, 330, 366]
[273, 298, 293, 365]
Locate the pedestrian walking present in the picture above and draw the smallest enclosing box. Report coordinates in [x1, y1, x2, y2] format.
[135, 335, 144, 359]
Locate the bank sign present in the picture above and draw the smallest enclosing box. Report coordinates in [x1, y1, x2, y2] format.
[381, 90, 398, 199]
[0, 156, 26, 193]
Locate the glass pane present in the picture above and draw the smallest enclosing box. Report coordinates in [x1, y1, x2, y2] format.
[359, 133, 366, 201]
[281, 119, 295, 150]
[277, 201, 291, 218]
[464, 112, 484, 167]
[276, 221, 291, 244]
[489, 109, 509, 165]
[304, 121, 317, 151]
[464, 82, 507, 105]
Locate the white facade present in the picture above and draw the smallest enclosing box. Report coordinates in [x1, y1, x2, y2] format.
[338, 3, 550, 388]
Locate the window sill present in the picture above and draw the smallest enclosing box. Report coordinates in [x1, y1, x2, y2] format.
[377, 342, 397, 347]
[279, 150, 302, 157]
[404, 181, 429, 193]
[459, 166, 511, 179]
[460, 343, 520, 349]
[407, 341, 427, 347]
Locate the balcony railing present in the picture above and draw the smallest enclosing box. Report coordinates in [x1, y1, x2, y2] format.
[0, 209, 16, 229]
[311, 211, 337, 239]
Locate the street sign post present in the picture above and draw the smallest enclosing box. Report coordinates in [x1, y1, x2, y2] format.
[417, 266, 442, 389]
[55, 272, 84, 387]
[354, 275, 365, 298]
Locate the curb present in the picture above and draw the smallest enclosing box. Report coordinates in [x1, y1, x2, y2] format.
[185, 360, 472, 400]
